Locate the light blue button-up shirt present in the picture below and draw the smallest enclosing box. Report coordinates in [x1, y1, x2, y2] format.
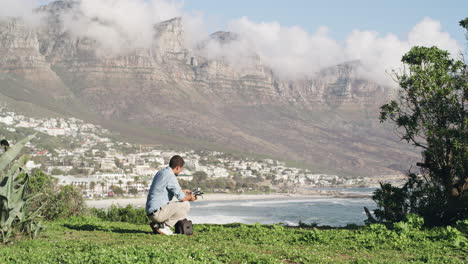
[145, 167, 186, 215]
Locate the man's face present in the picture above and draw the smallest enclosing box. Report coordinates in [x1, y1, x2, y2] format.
[173, 166, 183, 176]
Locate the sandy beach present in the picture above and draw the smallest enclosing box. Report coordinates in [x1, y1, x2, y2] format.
[86, 192, 370, 209]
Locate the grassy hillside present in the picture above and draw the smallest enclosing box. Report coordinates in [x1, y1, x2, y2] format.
[0, 71, 417, 177]
[0, 81, 321, 173]
[0, 217, 466, 263]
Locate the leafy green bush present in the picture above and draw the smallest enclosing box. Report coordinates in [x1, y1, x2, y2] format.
[24, 170, 57, 215]
[372, 182, 409, 222]
[22, 169, 86, 221]
[41, 185, 86, 220]
[27, 170, 57, 194]
[110, 185, 124, 196]
[405, 213, 424, 230]
[433, 226, 468, 248]
[455, 219, 468, 234]
[294, 229, 323, 244]
[392, 214, 425, 236]
[371, 173, 459, 226]
[90, 204, 148, 224]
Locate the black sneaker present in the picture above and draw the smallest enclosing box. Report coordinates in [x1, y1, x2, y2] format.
[149, 222, 158, 234]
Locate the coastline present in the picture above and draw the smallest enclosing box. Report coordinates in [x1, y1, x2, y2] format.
[86, 191, 372, 209]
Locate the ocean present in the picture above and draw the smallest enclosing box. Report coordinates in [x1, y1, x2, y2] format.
[190, 188, 377, 226]
[87, 188, 378, 226]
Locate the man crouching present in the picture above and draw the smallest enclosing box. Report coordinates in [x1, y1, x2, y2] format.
[146, 155, 196, 235]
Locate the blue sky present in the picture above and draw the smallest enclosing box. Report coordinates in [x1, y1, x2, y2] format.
[21, 0, 464, 84]
[183, 0, 467, 44]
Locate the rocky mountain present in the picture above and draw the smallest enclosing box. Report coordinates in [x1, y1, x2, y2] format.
[0, 1, 419, 176]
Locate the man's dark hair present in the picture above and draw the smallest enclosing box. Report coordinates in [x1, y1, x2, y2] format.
[169, 155, 184, 169]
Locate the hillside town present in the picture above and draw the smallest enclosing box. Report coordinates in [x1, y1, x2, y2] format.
[0, 109, 401, 198]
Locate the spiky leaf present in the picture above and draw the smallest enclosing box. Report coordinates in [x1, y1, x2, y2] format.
[0, 134, 35, 173]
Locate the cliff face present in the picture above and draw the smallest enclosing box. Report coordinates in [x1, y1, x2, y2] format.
[0, 18, 73, 99]
[0, 3, 417, 176]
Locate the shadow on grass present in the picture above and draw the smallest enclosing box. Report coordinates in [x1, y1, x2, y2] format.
[64, 224, 150, 234]
[195, 223, 362, 232]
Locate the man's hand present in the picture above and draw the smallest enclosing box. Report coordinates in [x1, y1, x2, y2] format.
[182, 189, 197, 202]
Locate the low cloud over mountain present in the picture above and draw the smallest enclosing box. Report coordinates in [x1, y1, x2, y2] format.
[1, 0, 462, 85]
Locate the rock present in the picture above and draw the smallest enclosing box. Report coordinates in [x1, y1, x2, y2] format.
[0, 1, 415, 176]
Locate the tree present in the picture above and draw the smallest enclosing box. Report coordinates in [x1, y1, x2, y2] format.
[125, 181, 131, 190]
[460, 18, 468, 31]
[114, 158, 123, 169]
[150, 161, 160, 168]
[69, 167, 87, 175]
[134, 176, 140, 186]
[90, 181, 96, 193]
[128, 188, 138, 196]
[95, 151, 106, 158]
[376, 19, 468, 225]
[99, 181, 105, 195]
[141, 180, 148, 191]
[193, 171, 208, 182]
[110, 185, 124, 196]
[51, 168, 65, 175]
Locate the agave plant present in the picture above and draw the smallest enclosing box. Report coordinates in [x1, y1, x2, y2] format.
[0, 134, 42, 243]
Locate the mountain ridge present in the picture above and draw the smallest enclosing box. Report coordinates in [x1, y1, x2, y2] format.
[0, 2, 418, 176]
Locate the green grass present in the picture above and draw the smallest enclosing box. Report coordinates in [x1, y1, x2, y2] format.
[0, 217, 466, 264]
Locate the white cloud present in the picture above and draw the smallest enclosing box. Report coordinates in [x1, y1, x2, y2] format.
[57, 0, 186, 55]
[224, 17, 344, 79]
[408, 17, 460, 54]
[344, 17, 461, 85]
[0, 1, 463, 85]
[200, 16, 462, 85]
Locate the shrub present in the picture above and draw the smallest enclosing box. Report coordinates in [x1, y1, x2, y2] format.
[434, 226, 468, 248]
[110, 185, 124, 196]
[405, 213, 424, 230]
[42, 185, 86, 220]
[372, 173, 455, 226]
[90, 204, 148, 225]
[23, 170, 85, 221]
[25, 170, 57, 215]
[372, 182, 408, 222]
[455, 219, 468, 234]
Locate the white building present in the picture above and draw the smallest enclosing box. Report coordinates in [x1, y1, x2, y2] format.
[134, 165, 155, 176]
[210, 167, 229, 178]
[47, 166, 73, 173]
[240, 170, 254, 177]
[178, 175, 193, 181]
[92, 172, 126, 180]
[53, 175, 97, 190]
[100, 157, 117, 171]
[25, 160, 41, 171]
[0, 116, 14, 125]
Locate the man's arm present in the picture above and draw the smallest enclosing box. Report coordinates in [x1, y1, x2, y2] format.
[167, 174, 186, 201]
